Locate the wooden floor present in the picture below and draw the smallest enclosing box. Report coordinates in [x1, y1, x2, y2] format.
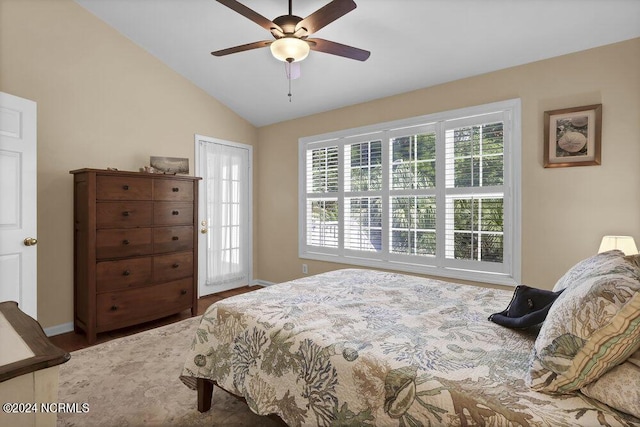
[49, 286, 261, 353]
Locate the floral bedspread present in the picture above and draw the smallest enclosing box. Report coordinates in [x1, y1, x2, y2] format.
[180, 269, 639, 426]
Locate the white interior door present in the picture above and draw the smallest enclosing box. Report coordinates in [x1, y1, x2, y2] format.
[0, 92, 37, 318]
[195, 135, 252, 296]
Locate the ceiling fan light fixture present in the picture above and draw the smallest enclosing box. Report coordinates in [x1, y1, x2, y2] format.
[270, 37, 309, 62]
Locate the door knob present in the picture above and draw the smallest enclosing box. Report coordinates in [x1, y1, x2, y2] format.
[24, 237, 38, 246]
[200, 228, 207, 234]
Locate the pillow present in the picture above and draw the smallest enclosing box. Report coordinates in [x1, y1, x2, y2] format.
[527, 254, 640, 393]
[580, 349, 640, 418]
[488, 285, 564, 329]
[552, 249, 626, 292]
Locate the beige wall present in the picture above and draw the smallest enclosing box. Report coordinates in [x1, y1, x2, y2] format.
[0, 0, 258, 328]
[257, 38, 640, 290]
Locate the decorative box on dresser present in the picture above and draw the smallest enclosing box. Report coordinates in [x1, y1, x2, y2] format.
[70, 169, 201, 343]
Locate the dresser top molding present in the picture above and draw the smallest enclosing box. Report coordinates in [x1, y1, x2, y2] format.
[70, 168, 202, 181]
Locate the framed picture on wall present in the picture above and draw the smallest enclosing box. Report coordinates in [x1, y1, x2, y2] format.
[543, 104, 602, 168]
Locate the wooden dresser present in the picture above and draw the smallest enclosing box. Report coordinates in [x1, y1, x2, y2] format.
[70, 169, 200, 343]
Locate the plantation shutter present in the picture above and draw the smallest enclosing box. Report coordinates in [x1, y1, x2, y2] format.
[388, 126, 437, 258]
[299, 99, 520, 285]
[443, 112, 506, 273]
[305, 145, 340, 250]
[344, 137, 383, 253]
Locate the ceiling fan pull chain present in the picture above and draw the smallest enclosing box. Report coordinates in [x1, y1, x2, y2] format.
[286, 60, 293, 102]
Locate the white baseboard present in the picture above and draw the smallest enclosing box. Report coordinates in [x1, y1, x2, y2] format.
[252, 279, 276, 287]
[44, 322, 74, 337]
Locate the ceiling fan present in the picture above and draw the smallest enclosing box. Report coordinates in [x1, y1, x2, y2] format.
[211, 0, 371, 64]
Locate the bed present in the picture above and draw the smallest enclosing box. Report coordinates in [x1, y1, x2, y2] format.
[181, 259, 640, 426]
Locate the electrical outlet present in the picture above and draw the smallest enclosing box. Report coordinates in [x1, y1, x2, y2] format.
[302, 264, 308, 274]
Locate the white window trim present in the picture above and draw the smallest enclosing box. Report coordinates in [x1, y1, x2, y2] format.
[298, 99, 521, 286]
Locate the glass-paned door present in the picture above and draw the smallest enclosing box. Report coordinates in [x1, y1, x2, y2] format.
[196, 136, 252, 295]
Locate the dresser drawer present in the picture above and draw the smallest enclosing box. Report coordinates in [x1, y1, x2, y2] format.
[96, 278, 193, 330]
[96, 257, 152, 292]
[154, 252, 193, 282]
[154, 202, 193, 226]
[97, 202, 153, 228]
[96, 228, 153, 259]
[154, 226, 194, 253]
[153, 179, 194, 201]
[97, 176, 152, 200]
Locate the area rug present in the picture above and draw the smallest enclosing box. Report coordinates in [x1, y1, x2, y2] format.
[57, 316, 282, 426]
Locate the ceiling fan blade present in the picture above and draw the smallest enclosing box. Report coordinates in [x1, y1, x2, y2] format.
[216, 0, 282, 33]
[211, 40, 272, 56]
[307, 38, 370, 61]
[295, 0, 356, 35]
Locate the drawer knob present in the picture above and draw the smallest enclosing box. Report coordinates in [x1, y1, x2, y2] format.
[172, 236, 179, 241]
[172, 263, 180, 268]
[180, 289, 187, 295]
[172, 187, 179, 192]
[123, 239, 130, 245]
[123, 270, 131, 276]
[122, 211, 130, 217]
[123, 185, 129, 190]
[172, 210, 179, 215]
[110, 305, 118, 311]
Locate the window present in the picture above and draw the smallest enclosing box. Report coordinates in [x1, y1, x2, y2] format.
[299, 99, 521, 285]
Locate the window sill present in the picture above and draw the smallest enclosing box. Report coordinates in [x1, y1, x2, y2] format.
[300, 251, 519, 288]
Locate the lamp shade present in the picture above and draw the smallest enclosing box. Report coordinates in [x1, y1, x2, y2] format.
[270, 37, 310, 62]
[598, 235, 638, 255]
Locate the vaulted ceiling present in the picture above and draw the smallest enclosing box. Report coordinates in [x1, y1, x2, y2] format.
[75, 0, 640, 127]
